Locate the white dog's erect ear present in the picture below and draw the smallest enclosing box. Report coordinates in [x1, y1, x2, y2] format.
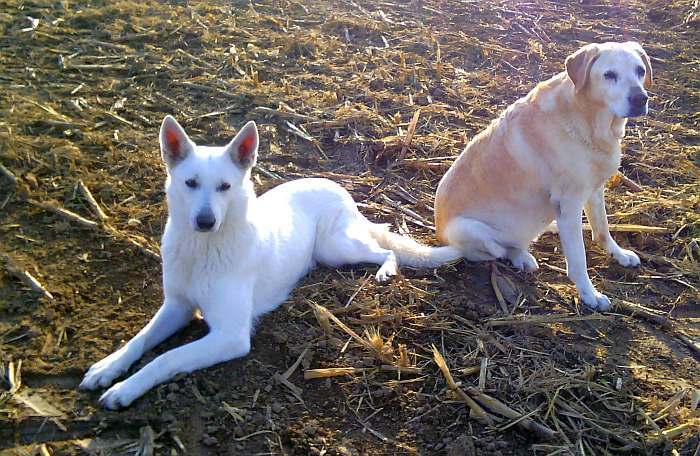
[565, 44, 600, 93]
[227, 121, 258, 169]
[160, 116, 193, 169]
[625, 41, 653, 89]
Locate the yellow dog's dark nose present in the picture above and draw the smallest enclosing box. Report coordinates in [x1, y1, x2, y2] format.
[628, 91, 648, 108]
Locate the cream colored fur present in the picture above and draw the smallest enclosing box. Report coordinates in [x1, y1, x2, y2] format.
[435, 42, 653, 310]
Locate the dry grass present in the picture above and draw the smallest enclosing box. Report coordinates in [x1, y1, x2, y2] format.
[0, 0, 698, 454]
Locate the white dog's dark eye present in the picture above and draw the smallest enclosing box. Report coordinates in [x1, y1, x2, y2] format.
[217, 182, 231, 192]
[636, 66, 645, 77]
[185, 179, 198, 189]
[603, 71, 618, 81]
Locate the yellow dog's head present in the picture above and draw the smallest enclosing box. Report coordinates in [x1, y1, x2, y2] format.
[566, 41, 653, 118]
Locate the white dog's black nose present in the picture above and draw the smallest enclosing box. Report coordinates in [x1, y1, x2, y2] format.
[196, 212, 216, 231]
[628, 91, 648, 108]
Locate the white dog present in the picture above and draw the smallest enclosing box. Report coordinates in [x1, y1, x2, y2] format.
[80, 116, 460, 408]
[434, 42, 652, 310]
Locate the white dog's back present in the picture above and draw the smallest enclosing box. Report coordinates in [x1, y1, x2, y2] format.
[247, 178, 362, 315]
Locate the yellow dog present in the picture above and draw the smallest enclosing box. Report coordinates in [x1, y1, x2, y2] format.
[435, 42, 652, 310]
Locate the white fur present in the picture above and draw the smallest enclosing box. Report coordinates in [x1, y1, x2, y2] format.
[589, 42, 650, 118]
[80, 116, 460, 409]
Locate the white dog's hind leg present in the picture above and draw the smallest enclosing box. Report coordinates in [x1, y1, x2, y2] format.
[374, 251, 399, 282]
[557, 200, 611, 311]
[506, 247, 539, 272]
[80, 297, 193, 390]
[316, 222, 398, 282]
[584, 186, 640, 267]
[543, 221, 559, 234]
[444, 217, 507, 262]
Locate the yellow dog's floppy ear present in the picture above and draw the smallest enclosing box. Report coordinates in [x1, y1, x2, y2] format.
[625, 41, 653, 89]
[565, 44, 600, 93]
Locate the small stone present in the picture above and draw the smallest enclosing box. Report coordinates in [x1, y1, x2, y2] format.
[273, 332, 288, 344]
[168, 383, 179, 392]
[271, 401, 283, 413]
[200, 380, 216, 396]
[369, 79, 385, 91]
[337, 444, 359, 456]
[201, 434, 218, 446]
[289, 344, 304, 356]
[303, 423, 317, 436]
[373, 388, 388, 397]
[416, 95, 431, 106]
[206, 424, 220, 434]
[446, 435, 476, 456]
[252, 412, 266, 425]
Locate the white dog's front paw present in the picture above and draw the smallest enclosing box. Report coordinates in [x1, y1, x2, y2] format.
[79, 351, 129, 390]
[580, 290, 612, 311]
[99, 379, 141, 409]
[612, 248, 641, 268]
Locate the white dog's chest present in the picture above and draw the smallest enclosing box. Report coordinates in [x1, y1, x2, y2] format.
[163, 232, 244, 297]
[163, 255, 223, 305]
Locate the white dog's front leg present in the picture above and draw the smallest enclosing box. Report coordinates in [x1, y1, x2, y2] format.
[98, 283, 254, 409]
[556, 200, 611, 311]
[98, 330, 250, 409]
[80, 296, 193, 390]
[584, 186, 640, 267]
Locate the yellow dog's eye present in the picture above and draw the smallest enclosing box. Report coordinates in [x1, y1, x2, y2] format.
[603, 71, 618, 82]
[185, 179, 198, 189]
[217, 182, 231, 192]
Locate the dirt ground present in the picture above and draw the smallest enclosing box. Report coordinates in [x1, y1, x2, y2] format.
[1, 0, 698, 454]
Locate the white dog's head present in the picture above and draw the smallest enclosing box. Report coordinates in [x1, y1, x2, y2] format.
[566, 41, 653, 118]
[159, 116, 258, 233]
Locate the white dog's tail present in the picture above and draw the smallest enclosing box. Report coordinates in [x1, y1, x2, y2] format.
[368, 223, 462, 268]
